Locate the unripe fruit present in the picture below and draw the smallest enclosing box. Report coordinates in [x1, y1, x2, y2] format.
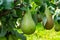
[21, 8, 36, 35]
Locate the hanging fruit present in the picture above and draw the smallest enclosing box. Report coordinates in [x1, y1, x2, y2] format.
[21, 7, 36, 35]
[54, 21, 60, 31]
[54, 7, 60, 31]
[43, 4, 54, 30]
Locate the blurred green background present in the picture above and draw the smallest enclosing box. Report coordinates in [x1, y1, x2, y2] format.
[17, 23, 60, 40]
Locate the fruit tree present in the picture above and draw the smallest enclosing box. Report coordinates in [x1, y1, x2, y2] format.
[0, 0, 60, 40]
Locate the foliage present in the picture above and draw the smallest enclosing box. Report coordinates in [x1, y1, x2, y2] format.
[0, 0, 60, 40]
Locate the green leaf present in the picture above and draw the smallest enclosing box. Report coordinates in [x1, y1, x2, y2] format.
[39, 4, 45, 13]
[11, 30, 26, 40]
[33, 0, 43, 5]
[51, 0, 58, 4]
[3, 0, 14, 10]
[0, 26, 7, 37]
[0, 0, 3, 5]
[24, 0, 32, 4]
[16, 9, 22, 18]
[49, 6, 55, 15]
[11, 9, 18, 19]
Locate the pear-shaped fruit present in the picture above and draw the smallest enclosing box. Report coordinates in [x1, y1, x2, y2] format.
[44, 5, 54, 30]
[44, 16, 54, 30]
[21, 8, 36, 35]
[54, 21, 60, 31]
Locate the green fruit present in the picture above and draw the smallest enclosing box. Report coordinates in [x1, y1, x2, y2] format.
[0, 37, 7, 40]
[21, 8, 36, 35]
[44, 5, 54, 30]
[9, 35, 13, 40]
[54, 21, 60, 31]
